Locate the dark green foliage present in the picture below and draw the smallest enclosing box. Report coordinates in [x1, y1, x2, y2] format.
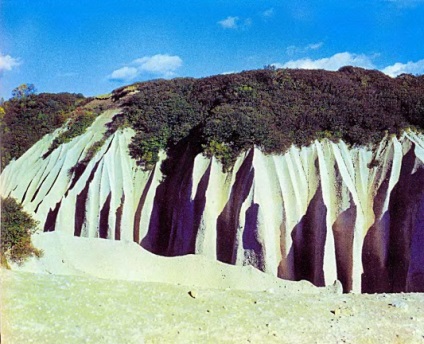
[1, 197, 43, 265]
[120, 78, 203, 168]
[68, 137, 106, 178]
[105, 113, 130, 135]
[202, 140, 234, 168]
[118, 67, 424, 171]
[46, 108, 97, 156]
[1, 93, 84, 168]
[67, 113, 128, 179]
[11, 83, 37, 99]
[5, 68, 424, 173]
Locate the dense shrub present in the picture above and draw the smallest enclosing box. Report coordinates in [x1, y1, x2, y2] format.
[67, 113, 127, 181]
[45, 108, 97, 155]
[1, 93, 84, 168]
[4, 68, 424, 172]
[116, 67, 424, 170]
[1, 197, 42, 265]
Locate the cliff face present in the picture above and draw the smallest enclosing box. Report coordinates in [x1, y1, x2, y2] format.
[1, 111, 423, 293]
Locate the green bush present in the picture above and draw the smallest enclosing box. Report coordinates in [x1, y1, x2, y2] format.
[119, 68, 424, 170]
[5, 68, 424, 172]
[1, 92, 84, 168]
[202, 140, 234, 171]
[45, 108, 97, 156]
[1, 197, 43, 265]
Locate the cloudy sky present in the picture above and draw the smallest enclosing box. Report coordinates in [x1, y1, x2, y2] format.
[1, 0, 423, 99]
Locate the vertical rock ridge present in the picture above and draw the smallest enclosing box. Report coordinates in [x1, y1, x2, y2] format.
[133, 172, 155, 244]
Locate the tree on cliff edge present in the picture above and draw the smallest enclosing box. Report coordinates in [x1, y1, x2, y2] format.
[11, 83, 37, 99]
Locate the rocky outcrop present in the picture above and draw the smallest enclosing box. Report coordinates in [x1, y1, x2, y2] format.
[1, 111, 423, 293]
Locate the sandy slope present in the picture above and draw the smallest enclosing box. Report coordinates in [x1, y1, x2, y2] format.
[1, 232, 424, 343]
[12, 231, 324, 293]
[2, 269, 424, 344]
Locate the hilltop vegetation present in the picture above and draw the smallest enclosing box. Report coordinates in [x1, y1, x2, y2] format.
[0, 92, 86, 167]
[114, 67, 424, 170]
[2, 67, 424, 171]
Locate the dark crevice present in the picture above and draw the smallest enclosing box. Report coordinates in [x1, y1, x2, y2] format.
[29, 161, 51, 202]
[67, 136, 114, 194]
[74, 160, 101, 237]
[141, 126, 204, 255]
[43, 200, 62, 232]
[30, 173, 50, 202]
[44, 164, 63, 199]
[216, 149, 254, 264]
[99, 192, 112, 239]
[387, 145, 424, 292]
[165, 150, 211, 256]
[42, 143, 62, 161]
[166, 154, 196, 255]
[20, 181, 32, 204]
[242, 203, 265, 271]
[102, 135, 115, 156]
[115, 194, 125, 241]
[142, 143, 201, 255]
[34, 200, 43, 214]
[188, 161, 211, 252]
[67, 162, 87, 193]
[332, 196, 356, 293]
[362, 170, 392, 293]
[407, 194, 424, 292]
[291, 185, 327, 287]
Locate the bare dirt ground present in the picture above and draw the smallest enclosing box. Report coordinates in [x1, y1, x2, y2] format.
[2, 269, 424, 344]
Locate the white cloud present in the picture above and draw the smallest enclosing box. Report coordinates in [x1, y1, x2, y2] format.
[307, 42, 323, 50]
[274, 52, 375, 71]
[220, 71, 237, 75]
[286, 42, 324, 56]
[270, 51, 424, 77]
[0, 53, 20, 74]
[262, 8, 274, 17]
[108, 54, 183, 82]
[218, 16, 252, 30]
[381, 59, 424, 77]
[133, 54, 182, 76]
[218, 16, 239, 29]
[108, 66, 139, 82]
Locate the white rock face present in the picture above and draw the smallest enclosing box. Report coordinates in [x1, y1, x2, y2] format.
[1, 111, 424, 293]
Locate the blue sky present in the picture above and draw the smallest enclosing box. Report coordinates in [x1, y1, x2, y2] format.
[1, 0, 424, 99]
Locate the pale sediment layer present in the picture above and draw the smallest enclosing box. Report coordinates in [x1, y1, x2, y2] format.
[1, 110, 423, 293]
[2, 269, 424, 344]
[12, 231, 324, 294]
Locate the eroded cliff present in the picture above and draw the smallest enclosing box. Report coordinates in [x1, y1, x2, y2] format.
[1, 110, 423, 293]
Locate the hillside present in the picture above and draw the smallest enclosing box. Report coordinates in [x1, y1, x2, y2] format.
[2, 67, 424, 171]
[1, 67, 424, 295]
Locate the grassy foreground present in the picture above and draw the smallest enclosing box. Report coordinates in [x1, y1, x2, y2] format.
[1, 269, 424, 344]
